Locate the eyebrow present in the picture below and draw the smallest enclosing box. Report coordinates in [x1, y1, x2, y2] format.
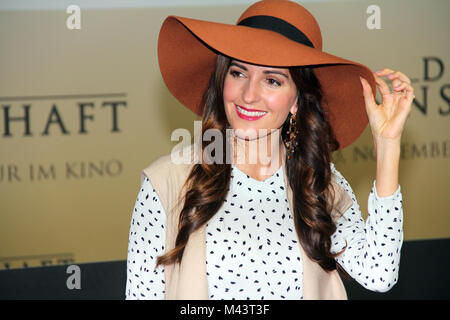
[230, 61, 289, 79]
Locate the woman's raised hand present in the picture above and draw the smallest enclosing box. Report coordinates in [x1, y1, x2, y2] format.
[360, 68, 415, 144]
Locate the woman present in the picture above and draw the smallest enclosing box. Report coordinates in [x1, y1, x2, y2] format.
[126, 0, 414, 300]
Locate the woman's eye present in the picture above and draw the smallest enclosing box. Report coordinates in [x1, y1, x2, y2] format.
[229, 70, 243, 78]
[267, 78, 281, 87]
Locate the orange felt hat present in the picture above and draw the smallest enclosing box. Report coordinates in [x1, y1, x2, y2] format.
[157, 0, 376, 150]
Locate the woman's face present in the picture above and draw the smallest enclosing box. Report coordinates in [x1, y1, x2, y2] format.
[223, 60, 298, 140]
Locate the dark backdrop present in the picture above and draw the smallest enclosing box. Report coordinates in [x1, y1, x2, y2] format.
[0, 238, 448, 300]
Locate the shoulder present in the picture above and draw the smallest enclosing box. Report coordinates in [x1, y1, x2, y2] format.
[140, 143, 197, 185]
[329, 161, 341, 178]
[330, 162, 352, 192]
[328, 162, 355, 220]
[139, 143, 197, 212]
[329, 161, 343, 186]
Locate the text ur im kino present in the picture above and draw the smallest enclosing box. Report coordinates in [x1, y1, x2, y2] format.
[0, 160, 122, 183]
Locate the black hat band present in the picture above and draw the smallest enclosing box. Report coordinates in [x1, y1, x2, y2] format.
[238, 15, 314, 48]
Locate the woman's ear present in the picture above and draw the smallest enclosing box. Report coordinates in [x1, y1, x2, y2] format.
[290, 95, 299, 114]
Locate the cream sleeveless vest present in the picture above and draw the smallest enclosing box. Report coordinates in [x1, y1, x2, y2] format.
[140, 142, 353, 299]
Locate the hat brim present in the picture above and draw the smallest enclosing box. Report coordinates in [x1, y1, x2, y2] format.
[158, 16, 377, 150]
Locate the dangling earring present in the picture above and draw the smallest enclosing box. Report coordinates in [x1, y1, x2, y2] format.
[284, 112, 298, 160]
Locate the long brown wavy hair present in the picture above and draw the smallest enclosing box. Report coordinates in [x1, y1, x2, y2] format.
[156, 54, 347, 273]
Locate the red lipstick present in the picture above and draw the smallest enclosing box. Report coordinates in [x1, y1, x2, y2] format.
[235, 104, 267, 121]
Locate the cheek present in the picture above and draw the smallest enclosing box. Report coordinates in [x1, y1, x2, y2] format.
[222, 78, 238, 125]
[265, 91, 296, 116]
[223, 78, 238, 104]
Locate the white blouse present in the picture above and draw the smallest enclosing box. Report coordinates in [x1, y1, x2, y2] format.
[125, 163, 403, 300]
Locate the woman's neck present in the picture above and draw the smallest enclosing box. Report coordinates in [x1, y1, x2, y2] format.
[229, 128, 283, 181]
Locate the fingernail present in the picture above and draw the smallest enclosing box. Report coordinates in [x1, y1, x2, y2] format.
[375, 70, 382, 74]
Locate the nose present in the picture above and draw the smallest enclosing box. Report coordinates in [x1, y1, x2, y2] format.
[242, 78, 260, 105]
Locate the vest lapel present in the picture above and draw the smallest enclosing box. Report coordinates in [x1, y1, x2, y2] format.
[143, 143, 207, 299]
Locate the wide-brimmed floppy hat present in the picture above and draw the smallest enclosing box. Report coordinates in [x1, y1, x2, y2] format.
[158, 0, 377, 150]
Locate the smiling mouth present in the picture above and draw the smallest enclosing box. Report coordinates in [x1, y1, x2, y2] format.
[235, 104, 268, 119]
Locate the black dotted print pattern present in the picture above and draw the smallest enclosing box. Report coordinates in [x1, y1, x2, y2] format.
[205, 165, 302, 300]
[125, 177, 166, 299]
[125, 162, 403, 299]
[330, 163, 403, 292]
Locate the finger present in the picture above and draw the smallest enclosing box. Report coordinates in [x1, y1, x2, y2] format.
[386, 71, 411, 85]
[374, 68, 394, 75]
[375, 69, 399, 89]
[359, 76, 376, 107]
[394, 84, 415, 106]
[375, 69, 412, 87]
[392, 78, 403, 89]
[393, 82, 414, 94]
[393, 82, 408, 91]
[407, 89, 416, 101]
[374, 73, 392, 97]
[403, 84, 415, 101]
